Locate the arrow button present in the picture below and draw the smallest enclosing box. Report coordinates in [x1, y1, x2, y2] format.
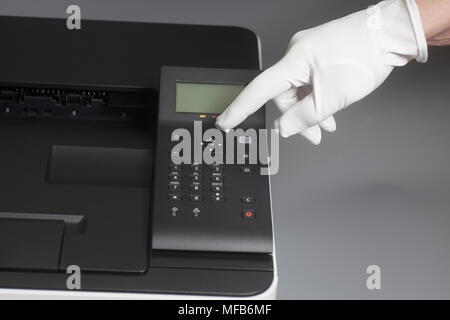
[170, 206, 179, 217]
[192, 207, 200, 218]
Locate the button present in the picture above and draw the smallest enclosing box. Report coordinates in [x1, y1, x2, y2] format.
[242, 210, 255, 219]
[190, 174, 203, 182]
[210, 165, 223, 173]
[170, 206, 179, 217]
[169, 174, 182, 181]
[169, 184, 181, 191]
[211, 185, 224, 192]
[189, 194, 203, 202]
[211, 195, 225, 202]
[240, 167, 253, 174]
[192, 207, 200, 218]
[190, 184, 203, 192]
[169, 164, 182, 171]
[211, 175, 224, 183]
[241, 196, 256, 204]
[168, 194, 181, 201]
[190, 165, 202, 172]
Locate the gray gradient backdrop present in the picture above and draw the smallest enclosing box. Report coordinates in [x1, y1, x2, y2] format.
[1, 0, 449, 299]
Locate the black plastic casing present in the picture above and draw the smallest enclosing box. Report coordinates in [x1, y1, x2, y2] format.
[0, 16, 274, 297]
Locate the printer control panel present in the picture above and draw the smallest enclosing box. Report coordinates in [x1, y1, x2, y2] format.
[152, 67, 273, 254]
[166, 162, 257, 217]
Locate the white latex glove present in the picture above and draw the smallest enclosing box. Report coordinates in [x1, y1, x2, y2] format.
[216, 0, 428, 144]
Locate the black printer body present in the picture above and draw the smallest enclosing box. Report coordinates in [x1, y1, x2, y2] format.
[0, 16, 275, 297]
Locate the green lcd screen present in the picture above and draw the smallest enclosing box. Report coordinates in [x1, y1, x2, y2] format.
[176, 82, 245, 114]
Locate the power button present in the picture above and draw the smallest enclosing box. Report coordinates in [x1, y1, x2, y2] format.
[241, 210, 255, 219]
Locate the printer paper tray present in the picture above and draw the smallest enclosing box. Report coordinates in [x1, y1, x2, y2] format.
[0, 91, 154, 273]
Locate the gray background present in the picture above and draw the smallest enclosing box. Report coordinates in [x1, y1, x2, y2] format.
[1, 0, 449, 299]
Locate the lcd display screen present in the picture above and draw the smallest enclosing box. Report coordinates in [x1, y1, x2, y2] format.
[176, 82, 245, 114]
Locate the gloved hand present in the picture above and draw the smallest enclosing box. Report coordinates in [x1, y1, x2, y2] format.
[216, 0, 428, 144]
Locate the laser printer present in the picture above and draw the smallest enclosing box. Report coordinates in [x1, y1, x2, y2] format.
[0, 15, 277, 299]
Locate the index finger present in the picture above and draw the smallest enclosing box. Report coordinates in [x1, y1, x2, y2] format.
[215, 61, 293, 131]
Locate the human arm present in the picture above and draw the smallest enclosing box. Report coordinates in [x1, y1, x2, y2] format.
[216, 0, 446, 144]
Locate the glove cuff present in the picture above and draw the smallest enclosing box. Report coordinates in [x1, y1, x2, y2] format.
[405, 0, 428, 63]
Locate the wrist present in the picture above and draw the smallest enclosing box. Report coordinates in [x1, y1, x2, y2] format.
[415, 0, 450, 45]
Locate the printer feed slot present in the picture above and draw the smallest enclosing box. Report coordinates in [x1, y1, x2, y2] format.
[0, 83, 157, 121]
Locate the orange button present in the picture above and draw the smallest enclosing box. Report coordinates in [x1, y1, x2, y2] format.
[242, 211, 255, 219]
